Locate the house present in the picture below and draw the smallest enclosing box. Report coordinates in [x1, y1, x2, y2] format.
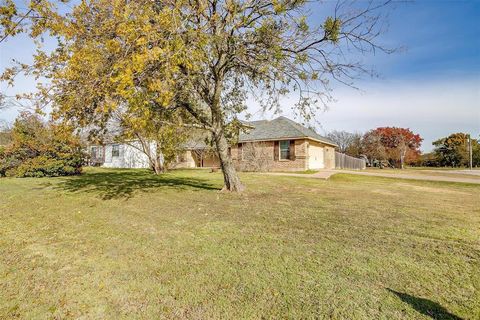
[231, 116, 337, 171]
[89, 116, 337, 171]
[89, 139, 219, 169]
[89, 140, 155, 169]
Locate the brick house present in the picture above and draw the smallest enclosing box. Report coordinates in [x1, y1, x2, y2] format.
[230, 116, 337, 171]
[174, 116, 337, 171]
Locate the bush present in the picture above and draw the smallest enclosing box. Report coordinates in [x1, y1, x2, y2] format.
[10, 156, 82, 178]
[0, 112, 84, 178]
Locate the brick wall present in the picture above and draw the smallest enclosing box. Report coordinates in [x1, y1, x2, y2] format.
[231, 139, 308, 171]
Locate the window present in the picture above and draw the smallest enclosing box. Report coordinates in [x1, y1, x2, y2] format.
[280, 140, 290, 160]
[112, 144, 120, 157]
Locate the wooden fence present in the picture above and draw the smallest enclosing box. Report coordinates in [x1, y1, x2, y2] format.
[335, 152, 366, 170]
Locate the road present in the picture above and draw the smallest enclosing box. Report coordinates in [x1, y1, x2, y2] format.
[265, 169, 480, 184]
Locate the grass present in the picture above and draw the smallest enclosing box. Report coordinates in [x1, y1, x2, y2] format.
[0, 168, 479, 319]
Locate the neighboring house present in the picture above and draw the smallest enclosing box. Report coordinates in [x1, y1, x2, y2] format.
[88, 116, 337, 171]
[89, 139, 219, 169]
[89, 140, 155, 169]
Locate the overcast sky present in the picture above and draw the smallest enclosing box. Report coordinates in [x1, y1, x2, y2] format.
[0, 0, 479, 152]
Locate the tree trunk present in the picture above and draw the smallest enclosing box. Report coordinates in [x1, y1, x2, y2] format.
[212, 130, 244, 192]
[400, 148, 406, 169]
[152, 143, 165, 175]
[152, 159, 163, 175]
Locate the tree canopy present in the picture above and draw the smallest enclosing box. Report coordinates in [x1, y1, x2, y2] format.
[433, 133, 479, 167]
[1, 0, 394, 190]
[362, 127, 422, 168]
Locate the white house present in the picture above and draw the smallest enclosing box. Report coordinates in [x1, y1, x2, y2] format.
[89, 140, 218, 169]
[90, 141, 156, 169]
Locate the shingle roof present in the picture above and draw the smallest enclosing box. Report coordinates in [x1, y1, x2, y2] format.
[182, 139, 209, 150]
[239, 116, 337, 146]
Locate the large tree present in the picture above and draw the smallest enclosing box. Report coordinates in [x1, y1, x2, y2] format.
[1, 0, 394, 191]
[363, 127, 422, 168]
[433, 133, 479, 167]
[327, 130, 362, 156]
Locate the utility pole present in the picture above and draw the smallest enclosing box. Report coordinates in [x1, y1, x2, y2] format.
[467, 134, 473, 170]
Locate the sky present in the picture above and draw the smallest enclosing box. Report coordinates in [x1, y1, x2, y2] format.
[247, 0, 480, 151]
[0, 0, 479, 152]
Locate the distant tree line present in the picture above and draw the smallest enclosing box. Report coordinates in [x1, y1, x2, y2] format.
[328, 129, 479, 168]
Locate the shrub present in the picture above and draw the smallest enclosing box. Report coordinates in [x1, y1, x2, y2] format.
[0, 112, 84, 178]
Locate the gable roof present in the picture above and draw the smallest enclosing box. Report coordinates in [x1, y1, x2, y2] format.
[239, 116, 337, 146]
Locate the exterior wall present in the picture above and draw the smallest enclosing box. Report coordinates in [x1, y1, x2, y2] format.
[231, 139, 308, 171]
[174, 150, 197, 168]
[323, 145, 335, 169]
[202, 154, 220, 167]
[102, 142, 152, 169]
[173, 150, 220, 168]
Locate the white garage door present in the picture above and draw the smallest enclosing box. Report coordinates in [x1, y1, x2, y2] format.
[308, 144, 325, 169]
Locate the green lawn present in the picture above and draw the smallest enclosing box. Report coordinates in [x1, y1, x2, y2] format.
[0, 168, 479, 319]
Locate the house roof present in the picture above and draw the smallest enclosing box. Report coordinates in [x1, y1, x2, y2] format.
[182, 139, 209, 150]
[239, 116, 337, 146]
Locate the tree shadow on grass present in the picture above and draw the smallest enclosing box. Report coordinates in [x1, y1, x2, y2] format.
[50, 169, 219, 200]
[387, 289, 463, 320]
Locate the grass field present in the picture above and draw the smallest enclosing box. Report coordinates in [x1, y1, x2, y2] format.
[1, 168, 479, 319]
